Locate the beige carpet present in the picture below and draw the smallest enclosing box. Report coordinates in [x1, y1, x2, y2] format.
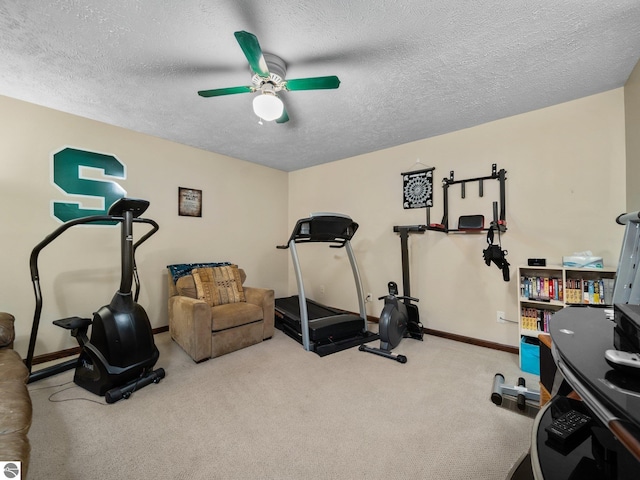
[27, 330, 536, 479]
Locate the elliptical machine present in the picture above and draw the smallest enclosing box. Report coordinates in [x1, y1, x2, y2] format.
[359, 281, 419, 363]
[25, 198, 165, 403]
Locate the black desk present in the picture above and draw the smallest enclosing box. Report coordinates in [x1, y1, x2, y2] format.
[530, 306, 640, 479]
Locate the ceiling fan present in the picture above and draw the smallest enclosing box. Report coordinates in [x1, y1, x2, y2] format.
[197, 31, 340, 123]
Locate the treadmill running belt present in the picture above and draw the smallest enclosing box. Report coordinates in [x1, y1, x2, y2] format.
[275, 295, 347, 322]
[274, 295, 378, 356]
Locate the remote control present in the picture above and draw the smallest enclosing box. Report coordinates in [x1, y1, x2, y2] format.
[545, 409, 592, 445]
[604, 349, 640, 376]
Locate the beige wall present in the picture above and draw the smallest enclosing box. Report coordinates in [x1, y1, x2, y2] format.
[0, 95, 289, 357]
[288, 89, 627, 347]
[625, 59, 640, 211]
[1, 87, 629, 359]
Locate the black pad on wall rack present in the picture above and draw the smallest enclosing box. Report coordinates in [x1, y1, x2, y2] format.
[458, 215, 484, 231]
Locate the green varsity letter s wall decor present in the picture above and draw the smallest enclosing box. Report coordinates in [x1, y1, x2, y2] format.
[51, 147, 127, 224]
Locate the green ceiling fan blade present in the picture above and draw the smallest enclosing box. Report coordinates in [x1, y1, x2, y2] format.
[197, 86, 253, 97]
[285, 76, 340, 91]
[276, 107, 289, 124]
[234, 31, 270, 78]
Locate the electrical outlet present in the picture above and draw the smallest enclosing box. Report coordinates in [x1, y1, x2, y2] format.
[497, 310, 506, 323]
[365, 293, 372, 302]
[319, 285, 325, 295]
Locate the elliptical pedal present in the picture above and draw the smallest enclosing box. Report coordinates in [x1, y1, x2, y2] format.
[52, 317, 92, 344]
[52, 316, 92, 330]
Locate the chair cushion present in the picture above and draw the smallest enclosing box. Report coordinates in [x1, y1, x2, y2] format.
[210, 302, 263, 331]
[192, 265, 246, 306]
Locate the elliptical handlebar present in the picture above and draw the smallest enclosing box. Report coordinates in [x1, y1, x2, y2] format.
[132, 218, 159, 302]
[377, 294, 419, 302]
[132, 218, 160, 250]
[29, 214, 112, 280]
[27, 213, 113, 372]
[29, 215, 159, 282]
[398, 295, 419, 303]
[377, 281, 419, 303]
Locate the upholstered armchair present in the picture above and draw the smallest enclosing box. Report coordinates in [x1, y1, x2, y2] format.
[167, 264, 274, 362]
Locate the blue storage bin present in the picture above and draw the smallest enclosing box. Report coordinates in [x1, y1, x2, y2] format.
[520, 336, 540, 375]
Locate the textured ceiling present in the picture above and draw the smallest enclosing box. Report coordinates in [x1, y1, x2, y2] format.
[1, 1, 640, 172]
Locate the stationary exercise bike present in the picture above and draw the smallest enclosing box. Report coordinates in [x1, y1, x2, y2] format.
[25, 198, 165, 403]
[359, 281, 420, 363]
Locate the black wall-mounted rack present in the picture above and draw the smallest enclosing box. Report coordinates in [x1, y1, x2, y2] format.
[427, 163, 507, 234]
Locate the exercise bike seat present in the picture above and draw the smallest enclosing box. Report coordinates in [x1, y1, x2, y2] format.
[53, 316, 92, 330]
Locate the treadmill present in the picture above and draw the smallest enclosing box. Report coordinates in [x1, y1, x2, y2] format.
[276, 213, 378, 356]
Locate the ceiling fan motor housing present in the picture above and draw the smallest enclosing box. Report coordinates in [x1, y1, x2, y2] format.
[251, 53, 287, 87]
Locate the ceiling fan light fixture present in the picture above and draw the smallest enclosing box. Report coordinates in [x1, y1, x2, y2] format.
[253, 92, 284, 121]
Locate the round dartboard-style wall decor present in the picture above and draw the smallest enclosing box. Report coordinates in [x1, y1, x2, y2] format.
[402, 168, 433, 209]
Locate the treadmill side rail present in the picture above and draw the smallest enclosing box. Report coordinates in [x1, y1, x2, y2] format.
[345, 241, 367, 331]
[289, 238, 312, 351]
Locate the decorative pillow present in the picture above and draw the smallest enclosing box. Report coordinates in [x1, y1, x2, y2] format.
[167, 262, 231, 283]
[192, 265, 246, 306]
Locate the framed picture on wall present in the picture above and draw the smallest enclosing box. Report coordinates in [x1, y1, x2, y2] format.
[178, 187, 202, 217]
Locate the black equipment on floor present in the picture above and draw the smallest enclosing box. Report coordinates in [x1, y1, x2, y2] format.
[25, 198, 165, 403]
[491, 373, 540, 414]
[392, 225, 425, 341]
[275, 213, 378, 356]
[359, 281, 419, 363]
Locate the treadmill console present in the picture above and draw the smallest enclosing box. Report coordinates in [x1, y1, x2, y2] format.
[280, 213, 359, 248]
